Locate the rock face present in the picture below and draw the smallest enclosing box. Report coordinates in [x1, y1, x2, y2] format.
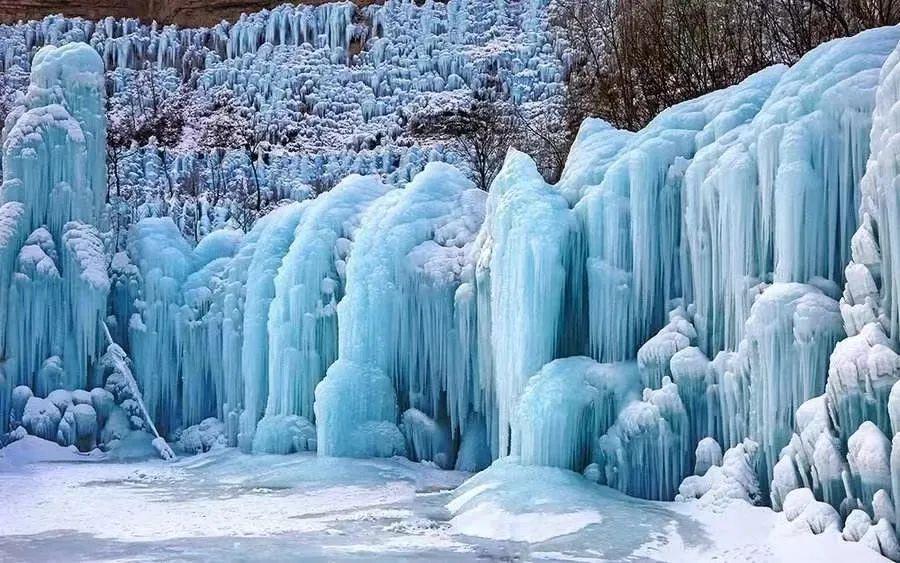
[0, 0, 335, 27]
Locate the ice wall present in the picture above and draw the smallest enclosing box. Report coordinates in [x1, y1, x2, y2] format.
[0, 43, 109, 432]
[127, 218, 195, 436]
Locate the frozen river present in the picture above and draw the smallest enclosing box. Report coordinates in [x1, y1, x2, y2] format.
[0, 439, 887, 562]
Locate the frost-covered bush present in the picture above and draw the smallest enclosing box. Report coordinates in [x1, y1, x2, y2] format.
[177, 417, 226, 454]
[782, 488, 841, 535]
[252, 415, 316, 455]
[677, 439, 761, 507]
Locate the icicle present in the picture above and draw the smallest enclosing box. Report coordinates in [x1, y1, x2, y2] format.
[237, 202, 306, 452]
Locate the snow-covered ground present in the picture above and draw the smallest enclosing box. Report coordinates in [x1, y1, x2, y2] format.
[0, 442, 886, 562]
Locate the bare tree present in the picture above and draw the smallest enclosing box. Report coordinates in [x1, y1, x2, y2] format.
[449, 102, 512, 191]
[555, 0, 899, 133]
[410, 98, 513, 190]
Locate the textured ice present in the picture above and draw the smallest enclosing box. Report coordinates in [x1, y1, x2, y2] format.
[264, 175, 389, 427]
[316, 162, 484, 458]
[597, 377, 690, 500]
[511, 357, 640, 472]
[576, 65, 785, 363]
[740, 283, 844, 487]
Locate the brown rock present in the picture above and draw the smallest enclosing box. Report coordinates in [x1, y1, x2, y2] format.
[0, 0, 345, 28]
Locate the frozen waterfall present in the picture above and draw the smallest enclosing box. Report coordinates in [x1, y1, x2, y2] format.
[10, 25, 900, 557]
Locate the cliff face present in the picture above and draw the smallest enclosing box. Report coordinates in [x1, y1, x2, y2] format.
[0, 0, 323, 27]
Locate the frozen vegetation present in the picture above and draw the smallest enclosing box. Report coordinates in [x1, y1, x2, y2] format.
[7, 1, 900, 560]
[0, 0, 568, 243]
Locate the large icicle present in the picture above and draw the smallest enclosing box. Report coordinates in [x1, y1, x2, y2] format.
[476, 150, 575, 456]
[316, 162, 485, 458]
[127, 218, 195, 436]
[237, 202, 306, 452]
[257, 175, 389, 454]
[576, 65, 784, 363]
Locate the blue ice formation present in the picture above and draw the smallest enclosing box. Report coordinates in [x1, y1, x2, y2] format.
[0, 42, 109, 431]
[0, 43, 173, 458]
[9, 18, 900, 556]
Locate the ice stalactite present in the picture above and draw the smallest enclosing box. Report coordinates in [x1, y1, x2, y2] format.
[476, 150, 574, 456]
[693, 437, 723, 476]
[400, 408, 455, 469]
[257, 175, 389, 454]
[670, 345, 718, 457]
[585, 27, 900, 509]
[316, 162, 485, 459]
[772, 396, 848, 512]
[684, 28, 900, 356]
[60, 221, 109, 389]
[237, 202, 306, 452]
[179, 229, 242, 427]
[576, 65, 785, 364]
[848, 421, 892, 513]
[738, 283, 844, 488]
[127, 218, 195, 436]
[7, 228, 60, 397]
[767, 35, 900, 524]
[210, 213, 277, 446]
[554, 118, 632, 206]
[637, 306, 696, 391]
